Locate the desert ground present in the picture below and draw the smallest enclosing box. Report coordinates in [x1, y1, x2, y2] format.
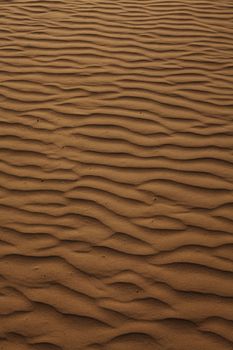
[0, 0, 233, 349]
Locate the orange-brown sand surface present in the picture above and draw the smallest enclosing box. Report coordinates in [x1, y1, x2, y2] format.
[0, 0, 233, 349]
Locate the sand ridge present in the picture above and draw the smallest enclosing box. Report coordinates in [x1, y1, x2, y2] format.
[0, 0, 233, 349]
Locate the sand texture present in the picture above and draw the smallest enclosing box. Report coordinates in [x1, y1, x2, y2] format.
[0, 0, 233, 349]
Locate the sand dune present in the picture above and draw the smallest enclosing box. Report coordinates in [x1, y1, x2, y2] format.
[0, 0, 233, 349]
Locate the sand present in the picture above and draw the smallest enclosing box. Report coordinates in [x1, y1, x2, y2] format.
[0, 0, 233, 349]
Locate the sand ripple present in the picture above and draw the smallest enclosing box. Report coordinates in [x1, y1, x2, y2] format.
[0, 0, 233, 349]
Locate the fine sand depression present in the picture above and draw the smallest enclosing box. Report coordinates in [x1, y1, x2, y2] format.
[0, 0, 233, 349]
